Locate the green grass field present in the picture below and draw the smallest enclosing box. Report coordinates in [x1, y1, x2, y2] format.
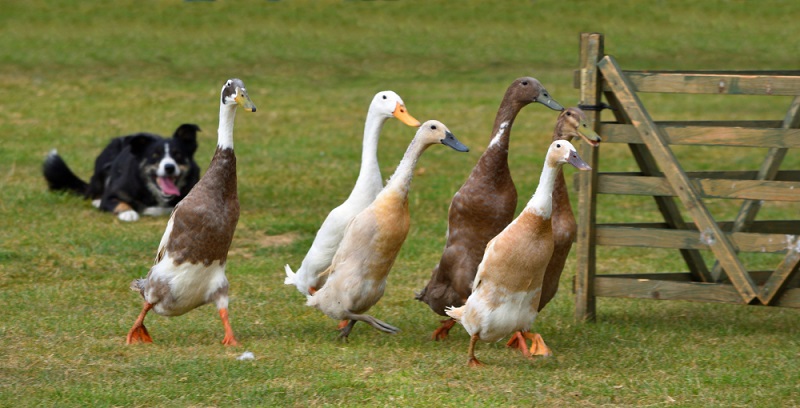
[2, 1, 799, 406]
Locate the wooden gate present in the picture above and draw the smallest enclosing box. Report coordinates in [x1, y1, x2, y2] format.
[573, 32, 800, 321]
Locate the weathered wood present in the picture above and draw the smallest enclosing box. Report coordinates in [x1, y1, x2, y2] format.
[772, 287, 800, 308]
[600, 71, 800, 95]
[591, 170, 800, 181]
[574, 32, 604, 322]
[597, 174, 800, 201]
[711, 96, 800, 281]
[594, 277, 748, 304]
[599, 123, 800, 148]
[598, 55, 759, 302]
[599, 221, 800, 235]
[596, 225, 798, 253]
[759, 239, 800, 304]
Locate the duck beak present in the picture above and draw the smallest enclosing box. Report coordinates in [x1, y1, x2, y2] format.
[235, 88, 257, 112]
[393, 102, 421, 127]
[441, 130, 469, 152]
[577, 120, 602, 147]
[534, 89, 564, 111]
[567, 149, 592, 171]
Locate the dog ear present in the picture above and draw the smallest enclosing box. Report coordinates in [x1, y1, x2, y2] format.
[128, 134, 155, 157]
[173, 124, 200, 156]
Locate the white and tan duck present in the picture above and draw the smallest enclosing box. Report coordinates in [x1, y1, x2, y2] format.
[416, 77, 563, 340]
[308, 120, 469, 339]
[446, 140, 591, 366]
[285, 91, 420, 297]
[126, 78, 256, 346]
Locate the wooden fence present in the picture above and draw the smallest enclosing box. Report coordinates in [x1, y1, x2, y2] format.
[573, 32, 800, 321]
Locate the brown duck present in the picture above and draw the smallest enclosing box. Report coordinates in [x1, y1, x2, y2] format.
[415, 77, 563, 340]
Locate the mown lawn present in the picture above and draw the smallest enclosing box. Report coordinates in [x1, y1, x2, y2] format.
[1, 1, 799, 406]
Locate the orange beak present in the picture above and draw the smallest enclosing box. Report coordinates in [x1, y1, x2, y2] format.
[393, 102, 421, 127]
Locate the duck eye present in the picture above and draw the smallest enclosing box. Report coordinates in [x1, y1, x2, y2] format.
[521, 81, 528, 86]
[431, 125, 437, 130]
[566, 111, 572, 116]
[382, 95, 387, 100]
[556, 143, 562, 148]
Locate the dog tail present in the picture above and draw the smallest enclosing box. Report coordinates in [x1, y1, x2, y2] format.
[43, 149, 89, 196]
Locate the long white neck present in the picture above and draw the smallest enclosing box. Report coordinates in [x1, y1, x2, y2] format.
[217, 103, 237, 150]
[384, 136, 428, 197]
[526, 162, 560, 219]
[351, 108, 388, 192]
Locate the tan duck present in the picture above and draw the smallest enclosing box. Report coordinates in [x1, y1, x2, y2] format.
[307, 120, 469, 340]
[415, 77, 563, 340]
[446, 140, 591, 366]
[126, 78, 256, 346]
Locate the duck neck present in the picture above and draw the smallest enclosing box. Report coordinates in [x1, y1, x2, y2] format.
[217, 103, 237, 150]
[551, 130, 573, 207]
[486, 93, 524, 150]
[352, 109, 388, 193]
[384, 137, 428, 198]
[525, 161, 561, 219]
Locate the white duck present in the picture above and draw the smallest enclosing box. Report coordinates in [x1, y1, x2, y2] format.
[307, 120, 469, 339]
[285, 91, 420, 296]
[446, 140, 590, 366]
[126, 78, 256, 346]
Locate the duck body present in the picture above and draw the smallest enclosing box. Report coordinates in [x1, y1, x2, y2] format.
[285, 91, 420, 296]
[126, 78, 256, 346]
[308, 120, 469, 339]
[416, 77, 563, 340]
[447, 140, 590, 366]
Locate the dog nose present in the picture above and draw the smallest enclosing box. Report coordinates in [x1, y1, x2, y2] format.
[164, 164, 176, 175]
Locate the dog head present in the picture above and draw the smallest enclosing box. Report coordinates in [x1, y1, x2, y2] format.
[130, 124, 200, 203]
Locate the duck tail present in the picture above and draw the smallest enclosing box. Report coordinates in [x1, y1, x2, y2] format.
[129, 278, 146, 297]
[283, 264, 297, 286]
[445, 305, 464, 322]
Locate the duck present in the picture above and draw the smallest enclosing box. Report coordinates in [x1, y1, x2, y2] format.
[126, 78, 256, 346]
[446, 140, 591, 366]
[285, 91, 420, 297]
[307, 120, 469, 340]
[415, 77, 563, 340]
[536, 108, 601, 318]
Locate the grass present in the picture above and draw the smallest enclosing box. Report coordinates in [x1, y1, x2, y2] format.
[2, 0, 800, 406]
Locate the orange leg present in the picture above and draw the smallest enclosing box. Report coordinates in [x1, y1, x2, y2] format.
[431, 318, 457, 341]
[308, 287, 317, 295]
[337, 320, 349, 330]
[505, 331, 532, 357]
[467, 334, 483, 367]
[219, 308, 239, 346]
[126, 302, 154, 344]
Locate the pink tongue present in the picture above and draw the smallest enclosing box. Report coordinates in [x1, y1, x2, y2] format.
[157, 177, 181, 196]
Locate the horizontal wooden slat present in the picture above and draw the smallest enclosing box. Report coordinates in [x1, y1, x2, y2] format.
[596, 225, 798, 253]
[597, 174, 800, 201]
[598, 221, 800, 235]
[594, 276, 747, 304]
[612, 72, 800, 95]
[599, 123, 800, 148]
[595, 170, 800, 181]
[773, 287, 800, 308]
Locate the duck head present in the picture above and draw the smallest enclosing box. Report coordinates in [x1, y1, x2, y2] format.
[221, 78, 257, 112]
[508, 76, 563, 111]
[371, 91, 421, 127]
[555, 107, 601, 147]
[417, 120, 469, 152]
[547, 140, 591, 171]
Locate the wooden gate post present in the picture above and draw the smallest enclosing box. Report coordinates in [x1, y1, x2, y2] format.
[575, 32, 604, 321]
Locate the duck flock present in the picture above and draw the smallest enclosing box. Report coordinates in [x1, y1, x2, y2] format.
[122, 76, 601, 366]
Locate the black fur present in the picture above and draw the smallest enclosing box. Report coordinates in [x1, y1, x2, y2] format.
[43, 123, 201, 219]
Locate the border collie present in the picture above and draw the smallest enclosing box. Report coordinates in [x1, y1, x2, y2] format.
[43, 124, 201, 222]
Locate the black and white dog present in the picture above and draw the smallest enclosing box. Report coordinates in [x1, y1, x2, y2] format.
[43, 124, 201, 222]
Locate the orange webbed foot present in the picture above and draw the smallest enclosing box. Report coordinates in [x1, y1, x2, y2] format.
[529, 332, 552, 357]
[467, 357, 483, 367]
[337, 320, 348, 330]
[221, 333, 240, 347]
[126, 324, 153, 344]
[431, 318, 457, 341]
[218, 308, 239, 347]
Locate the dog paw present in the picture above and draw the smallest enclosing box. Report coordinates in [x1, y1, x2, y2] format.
[91, 199, 101, 208]
[118, 210, 140, 222]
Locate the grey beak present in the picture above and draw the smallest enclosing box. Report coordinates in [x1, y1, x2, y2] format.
[441, 131, 469, 152]
[535, 90, 564, 111]
[567, 149, 592, 170]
